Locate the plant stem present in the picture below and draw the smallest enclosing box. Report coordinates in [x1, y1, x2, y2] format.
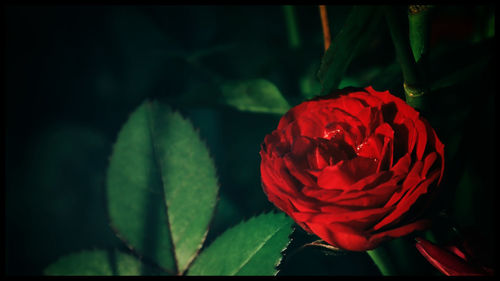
[319, 5, 331, 51]
[409, 5, 431, 107]
[283, 5, 301, 50]
[409, 6, 431, 61]
[384, 6, 428, 110]
[367, 247, 398, 276]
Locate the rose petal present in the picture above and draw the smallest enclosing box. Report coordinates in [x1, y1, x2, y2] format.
[421, 152, 438, 179]
[415, 119, 428, 161]
[415, 237, 486, 276]
[301, 185, 343, 201]
[261, 157, 299, 198]
[292, 206, 392, 224]
[356, 133, 384, 160]
[305, 219, 429, 252]
[305, 222, 371, 251]
[356, 106, 384, 135]
[324, 121, 364, 147]
[335, 95, 368, 117]
[296, 115, 325, 138]
[349, 91, 385, 108]
[391, 153, 412, 177]
[278, 100, 311, 130]
[310, 145, 329, 170]
[375, 123, 394, 171]
[284, 155, 317, 187]
[366, 86, 420, 122]
[374, 169, 440, 230]
[302, 171, 393, 204]
[317, 157, 378, 190]
[397, 159, 424, 192]
[262, 131, 289, 157]
[422, 118, 445, 184]
[344, 170, 393, 193]
[261, 157, 322, 214]
[391, 118, 417, 160]
[321, 108, 366, 145]
[365, 219, 430, 249]
[446, 245, 468, 261]
[334, 179, 400, 208]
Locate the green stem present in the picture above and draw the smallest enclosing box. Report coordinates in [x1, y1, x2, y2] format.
[384, 6, 428, 110]
[409, 5, 431, 63]
[367, 247, 398, 276]
[283, 5, 301, 50]
[408, 5, 431, 111]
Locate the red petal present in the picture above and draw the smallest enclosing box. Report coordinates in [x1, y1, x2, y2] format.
[421, 152, 438, 179]
[334, 178, 400, 208]
[375, 170, 439, 230]
[317, 161, 355, 190]
[317, 157, 378, 190]
[391, 153, 412, 177]
[422, 118, 445, 185]
[303, 219, 428, 251]
[375, 123, 394, 171]
[348, 91, 385, 108]
[366, 86, 420, 122]
[306, 222, 371, 251]
[321, 108, 366, 145]
[356, 106, 384, 135]
[291, 206, 391, 224]
[278, 100, 311, 130]
[335, 95, 368, 117]
[415, 119, 428, 161]
[415, 237, 487, 276]
[302, 171, 393, 205]
[296, 115, 324, 138]
[446, 245, 468, 261]
[356, 134, 384, 160]
[384, 160, 424, 208]
[402, 160, 424, 190]
[284, 155, 317, 187]
[391, 118, 417, 160]
[365, 219, 430, 248]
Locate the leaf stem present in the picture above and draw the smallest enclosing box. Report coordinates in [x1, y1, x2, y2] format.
[367, 247, 398, 276]
[283, 5, 301, 50]
[384, 6, 428, 110]
[319, 5, 331, 52]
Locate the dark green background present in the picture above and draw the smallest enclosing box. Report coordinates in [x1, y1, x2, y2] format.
[4, 5, 495, 275]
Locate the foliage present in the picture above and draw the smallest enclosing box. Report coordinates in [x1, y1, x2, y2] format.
[5, 5, 495, 275]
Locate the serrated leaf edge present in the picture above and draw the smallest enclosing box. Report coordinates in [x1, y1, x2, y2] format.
[231, 215, 289, 275]
[106, 99, 220, 275]
[188, 210, 293, 276]
[273, 222, 296, 276]
[104, 99, 176, 275]
[148, 102, 221, 275]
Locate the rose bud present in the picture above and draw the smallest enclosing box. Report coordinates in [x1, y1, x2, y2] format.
[415, 237, 493, 276]
[260, 86, 444, 251]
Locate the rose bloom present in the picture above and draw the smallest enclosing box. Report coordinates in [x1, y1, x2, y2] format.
[260, 86, 444, 251]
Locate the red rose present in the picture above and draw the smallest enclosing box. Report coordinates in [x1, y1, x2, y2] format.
[260, 86, 444, 251]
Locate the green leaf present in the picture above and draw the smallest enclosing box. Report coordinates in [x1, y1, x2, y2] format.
[219, 79, 290, 114]
[106, 100, 219, 274]
[187, 212, 294, 276]
[317, 6, 383, 95]
[44, 249, 166, 276]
